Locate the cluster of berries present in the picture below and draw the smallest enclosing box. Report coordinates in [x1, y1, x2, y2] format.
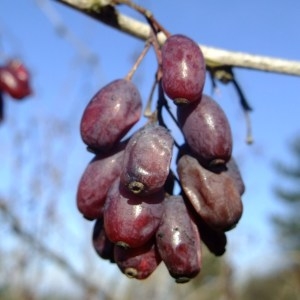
[76, 34, 245, 283]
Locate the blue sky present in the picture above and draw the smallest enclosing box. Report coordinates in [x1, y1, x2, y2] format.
[1, 0, 300, 291]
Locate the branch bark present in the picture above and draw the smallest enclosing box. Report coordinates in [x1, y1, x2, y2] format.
[54, 0, 300, 77]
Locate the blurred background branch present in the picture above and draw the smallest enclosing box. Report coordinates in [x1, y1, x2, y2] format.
[0, 199, 112, 300]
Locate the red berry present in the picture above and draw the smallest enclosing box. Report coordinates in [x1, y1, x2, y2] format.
[161, 34, 205, 104]
[80, 79, 142, 152]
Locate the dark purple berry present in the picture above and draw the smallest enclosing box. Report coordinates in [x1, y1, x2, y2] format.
[80, 79, 142, 152]
[161, 34, 205, 104]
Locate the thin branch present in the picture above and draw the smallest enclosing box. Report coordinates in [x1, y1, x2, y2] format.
[125, 38, 152, 80]
[54, 0, 300, 77]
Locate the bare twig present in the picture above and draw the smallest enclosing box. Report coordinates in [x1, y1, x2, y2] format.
[54, 0, 300, 77]
[125, 39, 152, 80]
